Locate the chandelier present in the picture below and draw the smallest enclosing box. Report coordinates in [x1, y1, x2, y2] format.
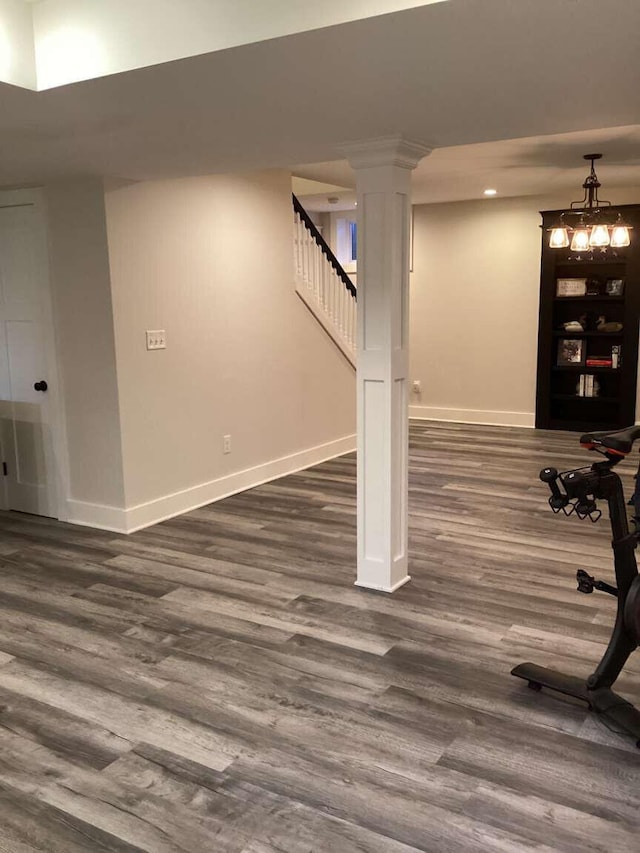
[548, 154, 632, 251]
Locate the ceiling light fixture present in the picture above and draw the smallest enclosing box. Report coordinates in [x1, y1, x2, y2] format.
[484, 188, 497, 196]
[548, 154, 631, 251]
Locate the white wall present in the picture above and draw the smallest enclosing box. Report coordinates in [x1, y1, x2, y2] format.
[409, 188, 640, 427]
[45, 180, 126, 516]
[104, 170, 355, 529]
[45, 174, 640, 532]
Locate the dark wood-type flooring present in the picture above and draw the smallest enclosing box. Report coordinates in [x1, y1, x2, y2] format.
[0, 421, 638, 852]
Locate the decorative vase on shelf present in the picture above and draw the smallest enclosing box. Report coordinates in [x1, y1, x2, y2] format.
[597, 315, 623, 332]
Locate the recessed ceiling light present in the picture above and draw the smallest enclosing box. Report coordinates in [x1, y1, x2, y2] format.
[484, 188, 497, 196]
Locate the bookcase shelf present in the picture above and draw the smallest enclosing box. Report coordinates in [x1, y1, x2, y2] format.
[555, 259, 627, 268]
[554, 296, 624, 303]
[554, 258, 627, 266]
[551, 365, 621, 372]
[551, 330, 623, 338]
[551, 394, 620, 404]
[535, 204, 640, 432]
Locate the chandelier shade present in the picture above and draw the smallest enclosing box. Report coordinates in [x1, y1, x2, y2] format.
[548, 154, 632, 251]
[570, 227, 590, 253]
[588, 223, 610, 248]
[611, 220, 631, 248]
[549, 226, 570, 248]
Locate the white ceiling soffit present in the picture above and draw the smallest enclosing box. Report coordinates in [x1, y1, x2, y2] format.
[292, 177, 351, 199]
[0, 0, 640, 189]
[0, 0, 448, 90]
[0, 0, 37, 88]
[294, 125, 640, 208]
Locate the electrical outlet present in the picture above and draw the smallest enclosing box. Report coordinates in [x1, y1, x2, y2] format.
[146, 330, 166, 350]
[412, 380, 421, 394]
[223, 434, 231, 454]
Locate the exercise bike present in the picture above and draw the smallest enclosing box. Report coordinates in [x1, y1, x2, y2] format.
[512, 424, 640, 748]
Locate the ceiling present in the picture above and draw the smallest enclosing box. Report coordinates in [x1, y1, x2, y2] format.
[293, 125, 640, 210]
[0, 0, 639, 201]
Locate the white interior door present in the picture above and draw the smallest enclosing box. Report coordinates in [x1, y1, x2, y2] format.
[0, 203, 58, 518]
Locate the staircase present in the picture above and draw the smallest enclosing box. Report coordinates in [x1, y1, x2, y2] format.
[293, 194, 356, 366]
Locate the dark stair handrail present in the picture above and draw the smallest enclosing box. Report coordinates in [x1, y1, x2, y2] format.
[292, 194, 356, 299]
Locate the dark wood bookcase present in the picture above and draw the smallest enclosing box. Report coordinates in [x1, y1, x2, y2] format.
[536, 204, 640, 432]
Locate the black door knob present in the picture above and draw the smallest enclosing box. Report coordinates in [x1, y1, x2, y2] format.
[34, 381, 48, 392]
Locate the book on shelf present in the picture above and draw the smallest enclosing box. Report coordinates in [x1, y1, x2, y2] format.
[576, 374, 599, 397]
[612, 345, 621, 369]
[586, 357, 613, 367]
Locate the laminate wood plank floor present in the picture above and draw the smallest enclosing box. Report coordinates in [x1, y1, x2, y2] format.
[0, 421, 638, 852]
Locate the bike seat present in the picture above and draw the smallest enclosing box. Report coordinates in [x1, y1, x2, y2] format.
[581, 425, 640, 456]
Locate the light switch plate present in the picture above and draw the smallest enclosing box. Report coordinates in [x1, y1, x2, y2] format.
[146, 330, 166, 350]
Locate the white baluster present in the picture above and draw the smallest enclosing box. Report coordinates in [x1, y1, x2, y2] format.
[312, 236, 318, 296]
[299, 217, 304, 275]
[293, 215, 297, 275]
[321, 254, 327, 312]
[304, 228, 311, 287]
[353, 293, 357, 348]
[293, 201, 357, 366]
[295, 216, 302, 278]
[326, 264, 331, 316]
[344, 289, 350, 344]
[329, 267, 336, 323]
[351, 292, 357, 350]
[340, 282, 349, 338]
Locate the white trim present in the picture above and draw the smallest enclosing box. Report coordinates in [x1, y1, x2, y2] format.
[295, 284, 356, 367]
[355, 574, 411, 594]
[409, 405, 535, 428]
[65, 500, 129, 533]
[0, 188, 70, 522]
[34, 190, 73, 522]
[341, 136, 432, 171]
[65, 434, 357, 534]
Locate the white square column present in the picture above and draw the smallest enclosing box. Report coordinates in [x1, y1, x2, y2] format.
[343, 137, 431, 593]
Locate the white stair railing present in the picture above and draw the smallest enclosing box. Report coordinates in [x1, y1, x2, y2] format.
[293, 195, 356, 367]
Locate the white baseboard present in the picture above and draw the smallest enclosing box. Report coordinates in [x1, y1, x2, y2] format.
[409, 405, 535, 428]
[65, 434, 356, 534]
[66, 500, 129, 533]
[355, 574, 411, 594]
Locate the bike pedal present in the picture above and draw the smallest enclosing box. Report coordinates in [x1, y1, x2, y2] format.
[576, 569, 594, 594]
